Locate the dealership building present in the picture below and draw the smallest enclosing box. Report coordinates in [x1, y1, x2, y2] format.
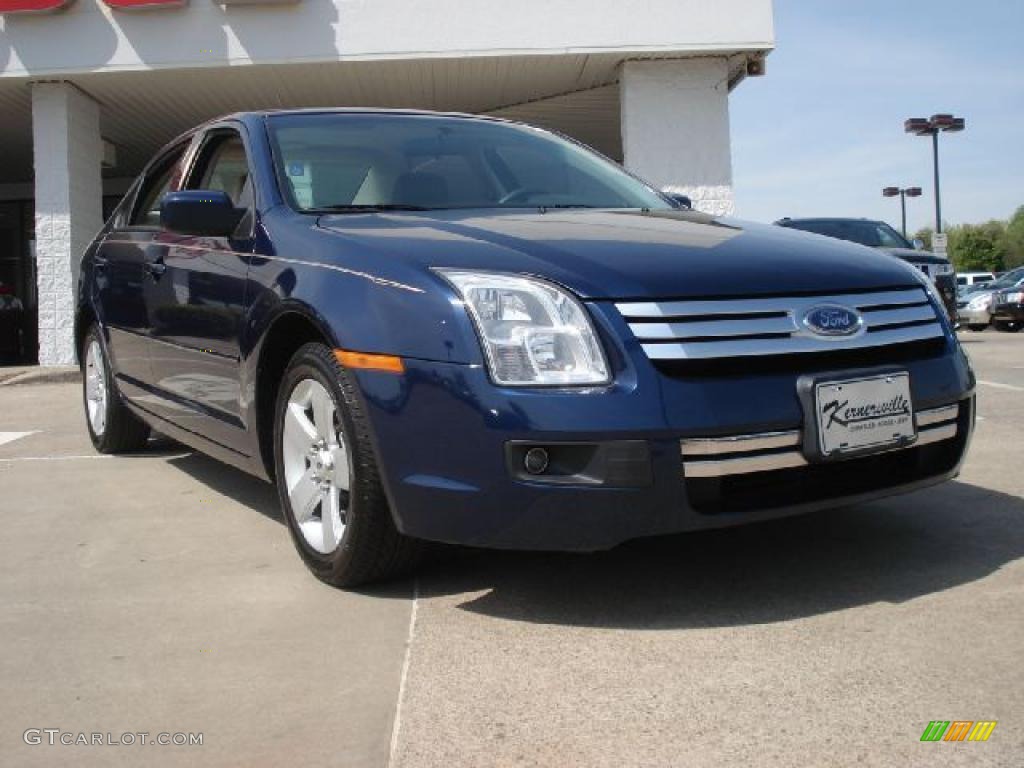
[0, 0, 774, 366]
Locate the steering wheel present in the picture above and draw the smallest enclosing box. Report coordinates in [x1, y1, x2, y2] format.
[498, 187, 546, 205]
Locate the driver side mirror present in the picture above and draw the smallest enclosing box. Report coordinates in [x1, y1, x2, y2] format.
[912, 238, 925, 250]
[160, 190, 245, 237]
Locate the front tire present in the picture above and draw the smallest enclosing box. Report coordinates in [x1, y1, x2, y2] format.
[273, 343, 422, 587]
[82, 325, 151, 453]
[967, 324, 988, 332]
[994, 320, 1022, 333]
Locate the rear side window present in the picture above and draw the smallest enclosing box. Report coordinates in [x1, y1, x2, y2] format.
[130, 143, 189, 227]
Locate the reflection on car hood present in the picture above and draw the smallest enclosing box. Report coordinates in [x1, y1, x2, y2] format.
[317, 209, 922, 300]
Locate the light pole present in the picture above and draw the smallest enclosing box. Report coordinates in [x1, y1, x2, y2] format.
[904, 114, 965, 235]
[882, 186, 922, 238]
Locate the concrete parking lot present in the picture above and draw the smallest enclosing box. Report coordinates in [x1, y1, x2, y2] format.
[1, 332, 1022, 767]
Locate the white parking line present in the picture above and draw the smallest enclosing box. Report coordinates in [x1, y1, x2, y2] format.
[978, 379, 1024, 392]
[387, 578, 419, 768]
[0, 454, 112, 463]
[0, 431, 38, 447]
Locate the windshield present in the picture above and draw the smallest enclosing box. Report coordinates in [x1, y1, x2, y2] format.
[267, 113, 672, 213]
[986, 267, 1024, 289]
[783, 219, 914, 249]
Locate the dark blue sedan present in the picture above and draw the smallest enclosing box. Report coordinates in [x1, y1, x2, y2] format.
[76, 109, 975, 586]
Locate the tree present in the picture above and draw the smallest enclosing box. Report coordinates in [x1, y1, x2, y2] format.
[1002, 206, 1024, 270]
[947, 223, 1006, 273]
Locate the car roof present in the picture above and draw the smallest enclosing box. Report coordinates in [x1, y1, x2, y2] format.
[208, 107, 518, 130]
[775, 217, 888, 226]
[148, 108, 535, 173]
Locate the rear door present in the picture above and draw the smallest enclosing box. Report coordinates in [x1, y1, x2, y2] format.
[141, 124, 256, 454]
[94, 140, 191, 404]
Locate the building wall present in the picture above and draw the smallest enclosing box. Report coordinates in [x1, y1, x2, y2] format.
[1, 0, 773, 76]
[3, 0, 775, 365]
[31, 83, 103, 366]
[621, 59, 735, 215]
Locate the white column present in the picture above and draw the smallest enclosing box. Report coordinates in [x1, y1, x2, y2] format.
[31, 81, 103, 367]
[620, 59, 734, 216]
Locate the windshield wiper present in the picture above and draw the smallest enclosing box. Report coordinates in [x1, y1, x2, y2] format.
[312, 204, 433, 213]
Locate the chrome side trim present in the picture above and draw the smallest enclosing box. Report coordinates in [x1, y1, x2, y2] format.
[681, 403, 961, 478]
[681, 430, 800, 457]
[915, 404, 959, 427]
[685, 451, 808, 478]
[915, 422, 958, 446]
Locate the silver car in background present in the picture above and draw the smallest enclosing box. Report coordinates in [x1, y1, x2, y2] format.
[957, 266, 1024, 331]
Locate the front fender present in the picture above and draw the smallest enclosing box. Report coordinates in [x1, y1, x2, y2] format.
[245, 210, 484, 365]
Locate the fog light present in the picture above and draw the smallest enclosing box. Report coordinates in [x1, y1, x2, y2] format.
[523, 447, 550, 475]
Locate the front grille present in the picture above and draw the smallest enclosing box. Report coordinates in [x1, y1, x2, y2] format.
[616, 287, 944, 363]
[683, 401, 970, 514]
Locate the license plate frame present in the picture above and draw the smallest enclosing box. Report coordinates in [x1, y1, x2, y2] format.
[797, 369, 917, 462]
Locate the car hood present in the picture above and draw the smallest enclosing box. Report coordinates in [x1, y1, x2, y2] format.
[316, 209, 922, 300]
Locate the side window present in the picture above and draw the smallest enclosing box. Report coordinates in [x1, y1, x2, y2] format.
[130, 144, 189, 227]
[188, 131, 252, 208]
[187, 130, 254, 236]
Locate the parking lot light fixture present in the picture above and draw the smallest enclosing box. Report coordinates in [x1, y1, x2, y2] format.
[904, 114, 966, 234]
[883, 186, 923, 238]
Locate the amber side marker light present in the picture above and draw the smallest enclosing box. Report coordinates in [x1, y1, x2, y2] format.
[334, 349, 405, 374]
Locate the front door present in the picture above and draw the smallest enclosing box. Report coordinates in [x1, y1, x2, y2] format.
[142, 126, 255, 455]
[96, 142, 190, 403]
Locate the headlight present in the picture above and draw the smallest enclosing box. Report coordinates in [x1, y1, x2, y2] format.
[439, 270, 610, 386]
[967, 293, 992, 310]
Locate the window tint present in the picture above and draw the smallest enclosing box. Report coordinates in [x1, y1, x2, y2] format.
[130, 144, 189, 227]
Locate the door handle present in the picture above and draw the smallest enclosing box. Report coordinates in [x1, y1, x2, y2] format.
[146, 260, 167, 278]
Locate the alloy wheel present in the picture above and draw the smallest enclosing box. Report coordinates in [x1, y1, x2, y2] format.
[281, 378, 351, 554]
[85, 339, 107, 436]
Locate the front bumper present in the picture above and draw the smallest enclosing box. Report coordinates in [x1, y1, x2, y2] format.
[992, 303, 1024, 323]
[353, 337, 975, 551]
[957, 305, 992, 326]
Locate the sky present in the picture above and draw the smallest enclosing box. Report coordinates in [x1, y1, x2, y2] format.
[730, 0, 1024, 234]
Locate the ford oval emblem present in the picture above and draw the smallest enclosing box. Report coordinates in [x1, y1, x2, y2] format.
[802, 304, 863, 337]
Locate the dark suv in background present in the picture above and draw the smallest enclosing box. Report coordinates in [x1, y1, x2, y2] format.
[775, 218, 957, 320]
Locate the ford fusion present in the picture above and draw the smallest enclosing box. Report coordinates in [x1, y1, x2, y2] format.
[77, 110, 975, 586]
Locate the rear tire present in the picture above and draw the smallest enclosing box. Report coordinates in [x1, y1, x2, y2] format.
[81, 325, 151, 453]
[994, 320, 1022, 333]
[273, 342, 423, 587]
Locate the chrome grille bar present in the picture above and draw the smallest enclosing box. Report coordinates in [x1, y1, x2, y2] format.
[643, 323, 943, 361]
[617, 287, 943, 361]
[681, 403, 961, 479]
[617, 288, 927, 319]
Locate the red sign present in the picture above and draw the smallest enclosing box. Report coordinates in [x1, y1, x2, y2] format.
[100, 0, 187, 7]
[0, 0, 293, 12]
[0, 0, 75, 13]
[0, 0, 306, 12]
